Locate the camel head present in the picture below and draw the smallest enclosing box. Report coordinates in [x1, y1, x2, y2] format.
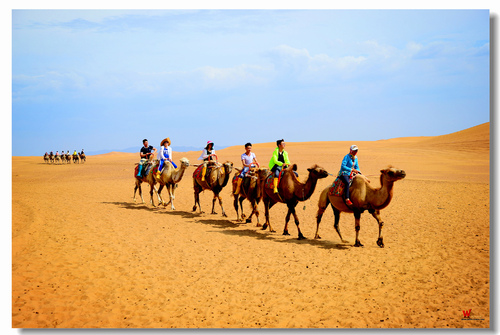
[179, 157, 190, 168]
[256, 168, 270, 181]
[380, 166, 406, 182]
[307, 165, 329, 180]
[223, 161, 233, 172]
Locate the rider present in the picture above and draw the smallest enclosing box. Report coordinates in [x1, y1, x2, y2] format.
[269, 139, 291, 193]
[234, 142, 260, 195]
[338, 145, 362, 206]
[137, 139, 157, 177]
[156, 137, 177, 179]
[198, 141, 217, 182]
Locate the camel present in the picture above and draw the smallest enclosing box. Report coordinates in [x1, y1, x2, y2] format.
[193, 161, 233, 217]
[49, 153, 54, 164]
[65, 153, 71, 163]
[54, 154, 61, 164]
[43, 154, 49, 164]
[60, 154, 66, 163]
[232, 168, 270, 225]
[73, 154, 79, 164]
[133, 161, 162, 206]
[262, 164, 329, 239]
[79, 153, 86, 163]
[155, 157, 190, 210]
[315, 166, 406, 248]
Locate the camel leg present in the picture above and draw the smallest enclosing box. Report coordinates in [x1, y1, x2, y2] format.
[134, 181, 145, 204]
[370, 209, 385, 248]
[218, 195, 227, 217]
[157, 184, 165, 206]
[315, 194, 331, 239]
[283, 207, 292, 236]
[262, 198, 276, 232]
[193, 185, 203, 214]
[169, 184, 176, 210]
[233, 195, 241, 222]
[240, 197, 248, 223]
[353, 210, 363, 247]
[290, 205, 306, 240]
[333, 207, 347, 243]
[149, 185, 156, 207]
[211, 195, 218, 215]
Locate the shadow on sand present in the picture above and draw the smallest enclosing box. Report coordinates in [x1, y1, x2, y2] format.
[103, 201, 350, 250]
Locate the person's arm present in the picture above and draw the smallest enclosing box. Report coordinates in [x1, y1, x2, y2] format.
[253, 154, 260, 168]
[284, 151, 291, 165]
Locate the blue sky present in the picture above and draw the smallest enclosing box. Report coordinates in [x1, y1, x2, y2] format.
[11, 9, 490, 156]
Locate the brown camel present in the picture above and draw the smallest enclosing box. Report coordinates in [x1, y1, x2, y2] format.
[155, 157, 190, 210]
[79, 153, 86, 163]
[73, 154, 79, 164]
[65, 153, 71, 164]
[232, 168, 270, 225]
[43, 153, 49, 163]
[262, 164, 329, 239]
[133, 161, 161, 206]
[54, 154, 61, 164]
[315, 166, 406, 247]
[193, 161, 233, 217]
[49, 153, 54, 164]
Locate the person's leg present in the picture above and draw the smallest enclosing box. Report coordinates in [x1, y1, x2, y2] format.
[340, 174, 352, 205]
[272, 166, 282, 193]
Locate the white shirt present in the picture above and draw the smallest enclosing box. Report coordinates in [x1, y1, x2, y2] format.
[159, 146, 172, 160]
[241, 152, 256, 166]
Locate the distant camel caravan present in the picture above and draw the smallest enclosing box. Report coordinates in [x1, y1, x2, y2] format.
[192, 160, 233, 217]
[262, 164, 329, 239]
[155, 158, 190, 210]
[232, 167, 270, 225]
[43, 152, 85, 164]
[315, 166, 406, 247]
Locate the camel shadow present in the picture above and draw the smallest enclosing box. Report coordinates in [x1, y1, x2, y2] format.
[102, 201, 160, 212]
[155, 210, 201, 220]
[203, 220, 350, 250]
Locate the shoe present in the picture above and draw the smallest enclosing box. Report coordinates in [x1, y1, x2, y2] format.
[346, 199, 353, 206]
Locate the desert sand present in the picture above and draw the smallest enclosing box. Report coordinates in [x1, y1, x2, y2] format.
[12, 123, 490, 328]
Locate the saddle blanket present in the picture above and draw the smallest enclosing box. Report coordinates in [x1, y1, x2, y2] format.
[329, 171, 359, 196]
[193, 165, 204, 179]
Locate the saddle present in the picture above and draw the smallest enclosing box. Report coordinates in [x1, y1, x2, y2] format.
[193, 162, 221, 185]
[134, 162, 156, 177]
[329, 171, 359, 197]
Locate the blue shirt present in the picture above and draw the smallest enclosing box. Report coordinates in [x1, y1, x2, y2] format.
[339, 154, 360, 176]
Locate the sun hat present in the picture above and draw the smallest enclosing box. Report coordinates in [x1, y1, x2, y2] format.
[205, 141, 214, 149]
[161, 138, 171, 146]
[350, 145, 358, 151]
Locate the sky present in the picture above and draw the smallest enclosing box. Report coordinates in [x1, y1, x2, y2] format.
[11, 9, 490, 156]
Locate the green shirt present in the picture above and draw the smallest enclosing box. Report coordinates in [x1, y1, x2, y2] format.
[269, 148, 290, 170]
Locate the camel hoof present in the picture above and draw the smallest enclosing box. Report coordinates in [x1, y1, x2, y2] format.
[255, 223, 262, 227]
[298, 234, 306, 240]
[222, 213, 227, 218]
[283, 230, 290, 236]
[377, 238, 385, 248]
[261, 224, 268, 230]
[192, 206, 197, 211]
[354, 241, 364, 247]
[245, 219, 252, 224]
[211, 212, 217, 215]
[314, 235, 321, 239]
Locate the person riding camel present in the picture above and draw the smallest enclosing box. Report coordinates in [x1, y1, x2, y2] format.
[338, 145, 362, 206]
[269, 139, 291, 193]
[234, 142, 260, 195]
[156, 137, 177, 179]
[137, 139, 157, 177]
[198, 141, 217, 182]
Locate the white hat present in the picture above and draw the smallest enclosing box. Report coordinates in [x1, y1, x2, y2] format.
[350, 145, 358, 151]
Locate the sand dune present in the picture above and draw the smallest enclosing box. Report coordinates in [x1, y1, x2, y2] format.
[12, 123, 489, 328]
